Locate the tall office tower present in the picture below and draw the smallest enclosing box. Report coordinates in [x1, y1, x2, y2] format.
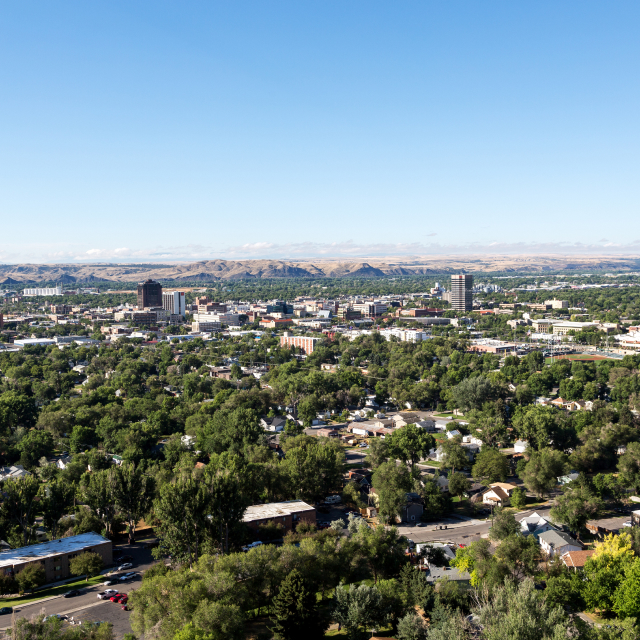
[162, 291, 186, 316]
[450, 274, 473, 312]
[137, 279, 163, 309]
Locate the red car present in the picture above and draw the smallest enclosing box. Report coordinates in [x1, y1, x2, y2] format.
[117, 596, 128, 605]
[109, 593, 126, 602]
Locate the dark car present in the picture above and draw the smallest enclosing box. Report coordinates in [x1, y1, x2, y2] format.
[0, 607, 13, 615]
[64, 590, 81, 598]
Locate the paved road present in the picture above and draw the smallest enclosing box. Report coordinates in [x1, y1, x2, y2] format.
[394, 506, 554, 546]
[0, 541, 156, 639]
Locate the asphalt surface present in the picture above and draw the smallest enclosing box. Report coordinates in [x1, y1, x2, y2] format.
[0, 540, 156, 639]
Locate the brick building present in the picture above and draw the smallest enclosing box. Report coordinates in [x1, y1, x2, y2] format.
[243, 501, 316, 533]
[280, 332, 321, 354]
[0, 533, 112, 584]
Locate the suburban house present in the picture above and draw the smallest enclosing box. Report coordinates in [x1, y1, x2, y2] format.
[518, 512, 557, 538]
[0, 533, 112, 584]
[316, 428, 340, 438]
[399, 493, 424, 524]
[415, 420, 436, 432]
[538, 530, 582, 557]
[260, 416, 287, 432]
[632, 510, 640, 527]
[561, 549, 596, 570]
[482, 483, 517, 507]
[513, 440, 528, 453]
[0, 465, 30, 481]
[557, 472, 579, 485]
[425, 565, 471, 585]
[243, 501, 316, 533]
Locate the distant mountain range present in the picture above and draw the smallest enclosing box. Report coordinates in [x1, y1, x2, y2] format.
[1, 255, 639, 284]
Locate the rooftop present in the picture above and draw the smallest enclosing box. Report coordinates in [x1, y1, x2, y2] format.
[243, 500, 315, 523]
[0, 533, 110, 568]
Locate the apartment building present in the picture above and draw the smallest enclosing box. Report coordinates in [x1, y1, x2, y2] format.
[280, 332, 321, 354]
[545, 299, 569, 309]
[23, 287, 63, 296]
[0, 533, 112, 584]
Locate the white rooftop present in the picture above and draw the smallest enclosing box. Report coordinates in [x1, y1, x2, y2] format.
[0, 532, 109, 568]
[243, 500, 315, 523]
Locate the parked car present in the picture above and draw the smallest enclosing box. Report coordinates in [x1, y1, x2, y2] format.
[110, 593, 126, 602]
[115, 555, 134, 562]
[623, 521, 632, 528]
[117, 562, 133, 571]
[0, 607, 13, 615]
[115, 595, 128, 604]
[97, 589, 119, 600]
[118, 572, 137, 582]
[241, 541, 263, 552]
[416, 523, 427, 528]
[64, 590, 81, 598]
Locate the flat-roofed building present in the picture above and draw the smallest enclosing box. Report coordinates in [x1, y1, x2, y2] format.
[137, 279, 163, 309]
[162, 291, 186, 317]
[280, 332, 321, 354]
[0, 533, 112, 584]
[243, 501, 316, 532]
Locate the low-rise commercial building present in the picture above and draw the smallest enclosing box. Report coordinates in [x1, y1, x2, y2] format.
[243, 501, 316, 532]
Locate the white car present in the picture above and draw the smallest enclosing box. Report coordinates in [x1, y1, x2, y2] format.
[623, 521, 632, 528]
[241, 541, 263, 552]
[97, 589, 119, 600]
[117, 563, 133, 571]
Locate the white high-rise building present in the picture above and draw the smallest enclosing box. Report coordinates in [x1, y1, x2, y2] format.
[162, 291, 186, 317]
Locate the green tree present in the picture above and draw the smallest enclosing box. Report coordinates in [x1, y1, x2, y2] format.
[440, 438, 469, 475]
[110, 462, 154, 545]
[353, 524, 407, 583]
[489, 508, 519, 542]
[153, 476, 209, 566]
[551, 484, 603, 539]
[613, 557, 640, 619]
[387, 425, 435, 469]
[1, 475, 41, 546]
[17, 429, 54, 469]
[80, 470, 118, 538]
[15, 563, 45, 593]
[372, 461, 412, 524]
[521, 448, 566, 498]
[333, 584, 384, 639]
[69, 551, 104, 581]
[270, 569, 328, 640]
[40, 478, 74, 539]
[472, 448, 508, 483]
[69, 425, 96, 453]
[618, 441, 640, 493]
[510, 487, 527, 511]
[454, 376, 494, 413]
[448, 472, 471, 499]
[365, 438, 388, 469]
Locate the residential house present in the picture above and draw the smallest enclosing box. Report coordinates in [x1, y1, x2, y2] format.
[482, 483, 517, 507]
[538, 530, 582, 557]
[425, 566, 471, 585]
[400, 493, 424, 524]
[56, 456, 73, 470]
[557, 473, 579, 485]
[260, 416, 287, 432]
[518, 512, 557, 538]
[243, 501, 316, 533]
[632, 510, 640, 527]
[415, 420, 436, 432]
[562, 549, 596, 570]
[316, 428, 339, 438]
[0, 465, 30, 481]
[513, 440, 528, 453]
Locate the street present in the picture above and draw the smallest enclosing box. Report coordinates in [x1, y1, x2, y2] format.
[0, 540, 156, 639]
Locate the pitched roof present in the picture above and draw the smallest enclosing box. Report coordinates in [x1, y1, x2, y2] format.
[562, 549, 596, 569]
[538, 529, 580, 548]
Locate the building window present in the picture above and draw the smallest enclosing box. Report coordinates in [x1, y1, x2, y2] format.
[55, 566, 61, 571]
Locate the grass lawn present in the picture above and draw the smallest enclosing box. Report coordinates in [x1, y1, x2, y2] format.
[433, 412, 453, 418]
[0, 574, 108, 607]
[344, 463, 364, 470]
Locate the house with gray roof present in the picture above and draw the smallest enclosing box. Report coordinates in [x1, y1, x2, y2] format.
[538, 529, 582, 557]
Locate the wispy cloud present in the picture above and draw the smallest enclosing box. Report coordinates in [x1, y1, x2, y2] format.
[1, 239, 640, 264]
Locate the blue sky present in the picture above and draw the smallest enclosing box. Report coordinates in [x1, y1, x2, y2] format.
[1, 1, 639, 262]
